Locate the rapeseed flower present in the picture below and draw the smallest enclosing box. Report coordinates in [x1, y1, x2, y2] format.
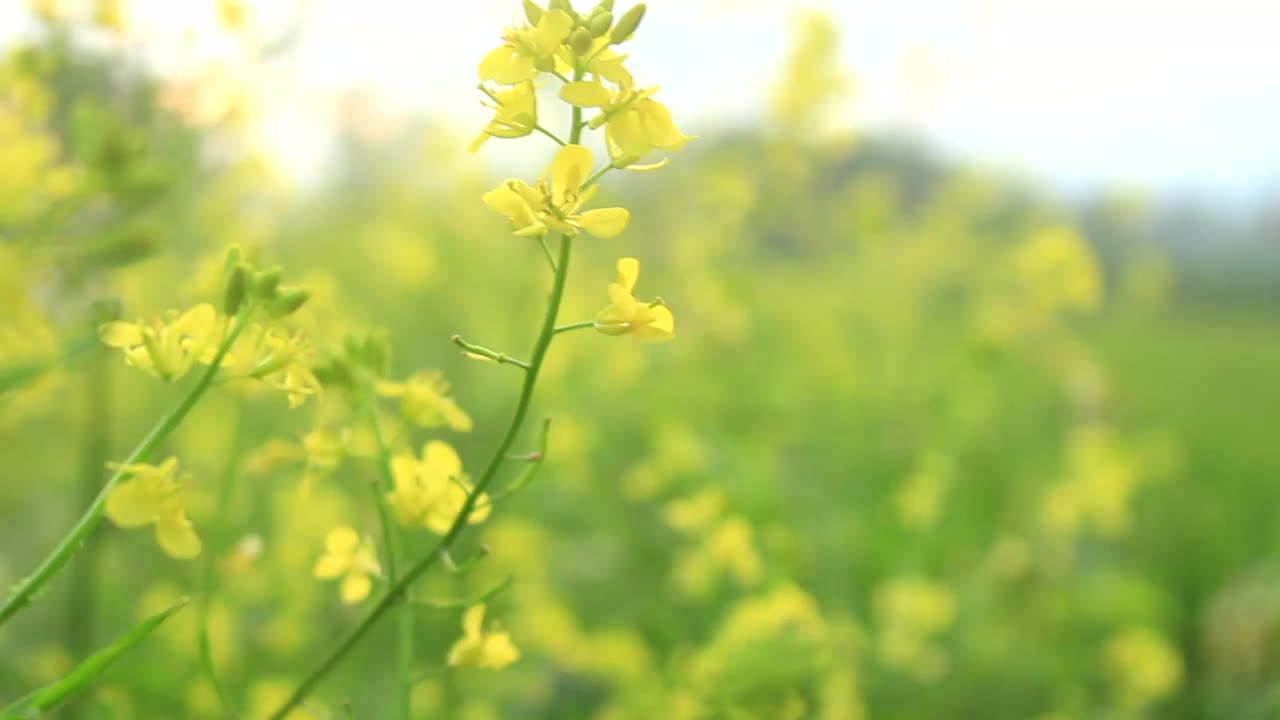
[478, 9, 573, 85]
[388, 441, 491, 534]
[447, 604, 520, 670]
[471, 82, 538, 152]
[376, 371, 472, 431]
[594, 257, 674, 341]
[99, 304, 221, 381]
[482, 144, 630, 239]
[563, 78, 693, 165]
[104, 457, 201, 559]
[313, 526, 381, 604]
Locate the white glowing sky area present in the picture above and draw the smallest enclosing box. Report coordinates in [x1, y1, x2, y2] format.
[4, 0, 1279, 200]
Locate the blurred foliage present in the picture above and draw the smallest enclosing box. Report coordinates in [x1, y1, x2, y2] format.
[3, 4, 1280, 720]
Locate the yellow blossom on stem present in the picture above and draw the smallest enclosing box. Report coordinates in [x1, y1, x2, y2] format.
[103, 457, 201, 560]
[387, 441, 491, 534]
[595, 257, 674, 341]
[99, 304, 222, 382]
[562, 77, 693, 165]
[375, 371, 472, 431]
[483, 144, 629, 239]
[471, 82, 538, 152]
[478, 9, 574, 85]
[447, 604, 520, 670]
[313, 526, 381, 604]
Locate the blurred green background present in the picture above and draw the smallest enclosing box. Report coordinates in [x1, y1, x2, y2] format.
[3, 2, 1280, 719]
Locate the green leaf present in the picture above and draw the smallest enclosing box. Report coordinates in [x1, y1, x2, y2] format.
[1, 597, 190, 719]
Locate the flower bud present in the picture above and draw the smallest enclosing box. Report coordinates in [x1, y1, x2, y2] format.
[251, 266, 282, 298]
[569, 26, 594, 55]
[587, 10, 612, 37]
[361, 331, 392, 376]
[223, 264, 248, 315]
[267, 287, 311, 318]
[548, 0, 578, 21]
[522, 0, 543, 24]
[223, 245, 243, 277]
[609, 3, 645, 44]
[594, 0, 614, 11]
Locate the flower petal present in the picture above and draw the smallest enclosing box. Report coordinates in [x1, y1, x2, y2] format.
[549, 144, 593, 200]
[423, 441, 462, 482]
[559, 81, 611, 108]
[462, 604, 486, 638]
[99, 321, 143, 348]
[616, 257, 640, 291]
[104, 481, 158, 528]
[340, 572, 372, 604]
[577, 208, 630, 238]
[156, 516, 202, 559]
[637, 305, 676, 343]
[325, 525, 360, 554]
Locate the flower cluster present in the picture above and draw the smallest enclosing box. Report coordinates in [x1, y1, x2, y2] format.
[98, 252, 319, 407]
[476, 0, 683, 342]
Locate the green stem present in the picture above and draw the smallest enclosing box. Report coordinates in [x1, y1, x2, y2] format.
[532, 124, 567, 146]
[365, 390, 412, 720]
[195, 403, 245, 720]
[450, 335, 530, 370]
[266, 70, 588, 720]
[0, 311, 253, 627]
[268, 234, 574, 720]
[63, 343, 109, 720]
[553, 321, 596, 335]
[582, 163, 614, 190]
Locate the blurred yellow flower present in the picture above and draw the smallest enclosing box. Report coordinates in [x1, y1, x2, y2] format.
[447, 604, 520, 670]
[388, 441, 491, 534]
[216, 0, 248, 31]
[313, 526, 381, 604]
[104, 457, 202, 560]
[594, 257, 674, 341]
[1102, 627, 1183, 711]
[99, 304, 221, 382]
[376, 371, 472, 431]
[482, 144, 630, 239]
[471, 82, 538, 152]
[478, 9, 573, 85]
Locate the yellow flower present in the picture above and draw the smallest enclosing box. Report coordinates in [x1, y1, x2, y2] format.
[471, 82, 538, 152]
[227, 326, 322, 408]
[447, 604, 520, 670]
[216, 0, 248, 31]
[482, 144, 629, 239]
[387, 441, 491, 535]
[376, 371, 471, 431]
[104, 457, 201, 559]
[313, 526, 381, 604]
[594, 257, 674, 341]
[93, 0, 127, 32]
[99, 304, 222, 382]
[562, 77, 693, 166]
[478, 9, 574, 85]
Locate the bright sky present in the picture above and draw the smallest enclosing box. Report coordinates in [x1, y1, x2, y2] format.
[7, 0, 1280, 200]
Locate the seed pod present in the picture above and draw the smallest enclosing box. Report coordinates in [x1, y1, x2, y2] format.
[223, 264, 248, 315]
[268, 287, 311, 318]
[569, 26, 594, 55]
[251, 266, 282, 298]
[609, 3, 645, 44]
[587, 10, 612, 37]
[522, 0, 542, 24]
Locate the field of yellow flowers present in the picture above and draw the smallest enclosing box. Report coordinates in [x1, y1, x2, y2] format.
[3, 2, 1280, 719]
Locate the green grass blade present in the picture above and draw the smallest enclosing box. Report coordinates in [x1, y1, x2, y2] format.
[1, 597, 190, 719]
